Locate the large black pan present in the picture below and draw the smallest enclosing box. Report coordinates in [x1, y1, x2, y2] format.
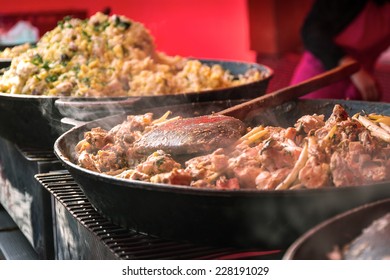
[54, 99, 390, 250]
[283, 198, 390, 260]
[0, 59, 272, 148]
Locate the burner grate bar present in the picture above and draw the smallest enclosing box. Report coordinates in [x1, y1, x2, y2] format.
[78, 217, 107, 224]
[87, 224, 121, 232]
[76, 213, 103, 220]
[94, 228, 133, 237]
[113, 242, 200, 254]
[100, 232, 149, 245]
[70, 207, 96, 213]
[110, 240, 179, 251]
[55, 193, 86, 200]
[38, 171, 277, 260]
[17, 147, 58, 161]
[117, 246, 234, 260]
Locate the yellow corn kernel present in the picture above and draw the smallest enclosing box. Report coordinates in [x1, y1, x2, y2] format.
[88, 59, 99, 68]
[38, 72, 48, 80]
[113, 45, 123, 58]
[80, 64, 89, 73]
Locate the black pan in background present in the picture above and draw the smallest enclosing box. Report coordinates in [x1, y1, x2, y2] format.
[0, 93, 64, 149]
[54, 60, 273, 121]
[54, 99, 390, 250]
[0, 58, 11, 69]
[0, 60, 272, 148]
[283, 198, 390, 260]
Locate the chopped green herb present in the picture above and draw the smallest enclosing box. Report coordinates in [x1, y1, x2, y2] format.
[31, 54, 43, 66]
[114, 16, 131, 30]
[81, 77, 90, 86]
[57, 20, 64, 29]
[82, 30, 91, 41]
[93, 20, 110, 32]
[45, 74, 59, 83]
[72, 65, 80, 73]
[58, 15, 72, 29]
[42, 61, 50, 70]
[156, 157, 165, 167]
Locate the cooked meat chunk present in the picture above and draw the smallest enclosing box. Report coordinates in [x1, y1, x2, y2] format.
[215, 177, 240, 190]
[185, 148, 229, 182]
[116, 169, 150, 181]
[136, 150, 181, 176]
[108, 113, 153, 145]
[150, 169, 192, 185]
[325, 104, 350, 128]
[295, 114, 325, 134]
[77, 151, 99, 172]
[299, 157, 331, 188]
[298, 137, 331, 188]
[93, 144, 126, 173]
[258, 138, 302, 171]
[230, 164, 263, 189]
[315, 105, 351, 139]
[76, 127, 110, 154]
[255, 168, 291, 190]
[76, 113, 156, 172]
[331, 141, 390, 187]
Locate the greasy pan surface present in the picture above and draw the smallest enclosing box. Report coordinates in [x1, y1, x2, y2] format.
[0, 60, 271, 148]
[54, 99, 390, 249]
[283, 198, 390, 260]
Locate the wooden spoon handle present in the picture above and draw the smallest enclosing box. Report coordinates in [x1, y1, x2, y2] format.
[218, 60, 360, 120]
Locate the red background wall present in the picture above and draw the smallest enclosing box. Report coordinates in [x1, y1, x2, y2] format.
[1, 0, 256, 62]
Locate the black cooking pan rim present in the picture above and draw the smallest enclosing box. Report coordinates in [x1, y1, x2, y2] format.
[282, 198, 390, 260]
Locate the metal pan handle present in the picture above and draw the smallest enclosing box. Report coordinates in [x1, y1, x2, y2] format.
[55, 97, 141, 121]
[55, 97, 141, 108]
[60, 117, 88, 127]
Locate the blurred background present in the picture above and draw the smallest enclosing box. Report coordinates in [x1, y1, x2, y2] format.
[1, 0, 389, 98]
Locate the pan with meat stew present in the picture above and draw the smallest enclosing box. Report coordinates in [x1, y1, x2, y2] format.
[54, 99, 390, 249]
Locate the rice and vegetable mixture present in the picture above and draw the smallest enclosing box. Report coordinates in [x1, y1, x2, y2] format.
[0, 12, 266, 97]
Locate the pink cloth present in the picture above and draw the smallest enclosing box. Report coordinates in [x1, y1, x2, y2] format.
[291, 1, 390, 100]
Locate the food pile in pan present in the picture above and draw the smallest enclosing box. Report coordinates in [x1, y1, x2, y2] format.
[0, 43, 31, 59]
[74, 104, 390, 190]
[0, 12, 265, 97]
[328, 212, 390, 260]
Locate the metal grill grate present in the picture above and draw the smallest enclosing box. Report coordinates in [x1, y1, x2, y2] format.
[16, 147, 58, 161]
[36, 171, 281, 260]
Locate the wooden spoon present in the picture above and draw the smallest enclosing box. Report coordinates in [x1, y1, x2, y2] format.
[133, 60, 360, 155]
